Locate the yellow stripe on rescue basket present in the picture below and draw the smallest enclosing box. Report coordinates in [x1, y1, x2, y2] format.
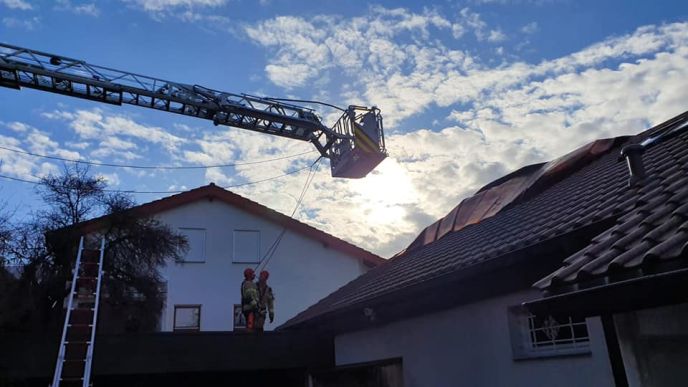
[354, 124, 379, 153]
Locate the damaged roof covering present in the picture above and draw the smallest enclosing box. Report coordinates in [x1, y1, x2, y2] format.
[403, 137, 621, 253]
[282, 110, 688, 330]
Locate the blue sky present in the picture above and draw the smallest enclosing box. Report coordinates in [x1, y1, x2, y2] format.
[1, 0, 688, 256]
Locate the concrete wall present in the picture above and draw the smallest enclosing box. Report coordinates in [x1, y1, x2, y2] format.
[155, 198, 369, 331]
[615, 303, 688, 387]
[335, 289, 615, 387]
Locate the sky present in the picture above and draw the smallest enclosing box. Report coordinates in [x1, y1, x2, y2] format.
[1, 0, 688, 258]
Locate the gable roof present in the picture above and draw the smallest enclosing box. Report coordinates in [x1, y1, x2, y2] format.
[281, 110, 688, 330]
[69, 183, 384, 267]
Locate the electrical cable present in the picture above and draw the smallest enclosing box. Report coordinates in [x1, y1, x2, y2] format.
[0, 144, 316, 170]
[254, 157, 321, 273]
[0, 164, 313, 194]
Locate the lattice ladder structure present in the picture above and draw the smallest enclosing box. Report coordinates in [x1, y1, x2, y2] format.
[0, 43, 387, 178]
[52, 236, 105, 387]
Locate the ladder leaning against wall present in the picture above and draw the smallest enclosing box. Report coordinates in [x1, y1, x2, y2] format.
[51, 236, 106, 387]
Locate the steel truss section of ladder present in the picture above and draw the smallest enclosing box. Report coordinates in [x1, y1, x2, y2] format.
[0, 43, 329, 145]
[51, 236, 105, 387]
[0, 43, 388, 178]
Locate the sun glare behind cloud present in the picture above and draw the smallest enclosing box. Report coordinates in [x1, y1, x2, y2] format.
[349, 159, 418, 225]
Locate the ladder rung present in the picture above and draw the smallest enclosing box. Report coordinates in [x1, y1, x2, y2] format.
[76, 277, 97, 289]
[64, 342, 89, 360]
[66, 326, 92, 341]
[69, 309, 95, 324]
[81, 249, 100, 259]
[60, 377, 86, 387]
[80, 264, 100, 277]
[61, 359, 86, 378]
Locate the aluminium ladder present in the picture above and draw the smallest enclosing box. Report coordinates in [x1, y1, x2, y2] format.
[51, 236, 105, 387]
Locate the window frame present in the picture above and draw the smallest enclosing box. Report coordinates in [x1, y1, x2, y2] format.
[507, 305, 591, 360]
[178, 227, 207, 263]
[173, 304, 201, 332]
[232, 229, 261, 264]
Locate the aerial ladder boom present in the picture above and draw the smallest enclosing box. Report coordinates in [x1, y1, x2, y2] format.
[0, 43, 386, 178]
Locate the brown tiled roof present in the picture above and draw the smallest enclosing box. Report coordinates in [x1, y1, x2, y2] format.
[282, 110, 688, 329]
[67, 184, 384, 267]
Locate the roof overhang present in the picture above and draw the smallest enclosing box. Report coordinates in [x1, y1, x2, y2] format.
[282, 218, 616, 333]
[524, 266, 688, 318]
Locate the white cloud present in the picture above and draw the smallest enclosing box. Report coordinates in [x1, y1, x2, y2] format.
[242, 9, 688, 256]
[97, 172, 121, 186]
[0, 123, 82, 181]
[1, 0, 32, 10]
[2, 16, 40, 30]
[5, 122, 30, 132]
[264, 63, 320, 89]
[56, 0, 100, 16]
[44, 108, 185, 153]
[66, 141, 90, 150]
[125, 0, 226, 12]
[243, 7, 454, 89]
[521, 21, 538, 34]
[458, 7, 487, 40]
[487, 29, 507, 42]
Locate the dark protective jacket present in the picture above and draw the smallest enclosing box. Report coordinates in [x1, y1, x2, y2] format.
[257, 282, 275, 320]
[241, 280, 258, 313]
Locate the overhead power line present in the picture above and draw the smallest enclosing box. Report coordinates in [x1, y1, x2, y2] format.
[0, 144, 316, 170]
[0, 164, 313, 194]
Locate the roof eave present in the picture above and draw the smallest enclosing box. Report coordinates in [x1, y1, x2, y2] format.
[524, 265, 688, 318]
[282, 218, 616, 332]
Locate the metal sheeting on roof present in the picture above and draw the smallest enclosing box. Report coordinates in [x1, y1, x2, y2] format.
[404, 137, 620, 253]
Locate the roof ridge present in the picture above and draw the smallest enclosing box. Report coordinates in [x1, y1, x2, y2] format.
[61, 183, 384, 266]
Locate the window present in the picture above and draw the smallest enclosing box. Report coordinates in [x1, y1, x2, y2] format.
[233, 230, 260, 263]
[174, 305, 201, 332]
[508, 305, 590, 359]
[178, 228, 206, 262]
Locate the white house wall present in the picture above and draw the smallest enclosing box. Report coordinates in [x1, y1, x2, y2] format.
[155, 198, 368, 331]
[334, 289, 615, 387]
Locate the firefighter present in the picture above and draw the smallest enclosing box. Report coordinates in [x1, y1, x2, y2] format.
[255, 270, 275, 331]
[241, 268, 259, 331]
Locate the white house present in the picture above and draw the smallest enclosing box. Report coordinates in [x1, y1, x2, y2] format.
[84, 183, 384, 332]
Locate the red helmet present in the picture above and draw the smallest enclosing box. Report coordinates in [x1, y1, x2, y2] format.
[259, 270, 269, 280]
[244, 268, 255, 280]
